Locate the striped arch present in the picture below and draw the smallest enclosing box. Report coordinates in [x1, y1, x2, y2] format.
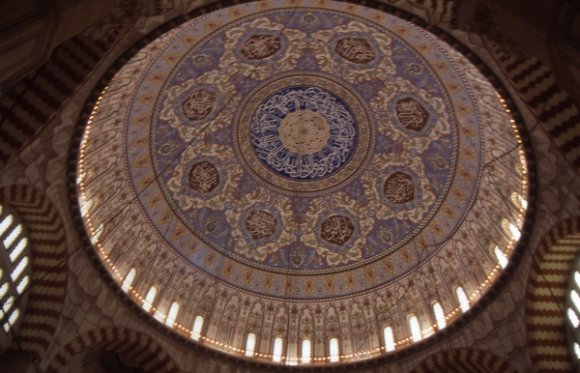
[411, 348, 518, 373]
[0, 185, 67, 361]
[527, 217, 580, 372]
[47, 327, 180, 373]
[473, 7, 580, 169]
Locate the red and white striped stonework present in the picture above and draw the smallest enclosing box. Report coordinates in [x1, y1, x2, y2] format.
[527, 217, 580, 372]
[410, 348, 518, 373]
[0, 185, 67, 361]
[46, 327, 179, 373]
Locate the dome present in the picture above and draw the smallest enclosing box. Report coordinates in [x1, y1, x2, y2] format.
[74, 0, 531, 366]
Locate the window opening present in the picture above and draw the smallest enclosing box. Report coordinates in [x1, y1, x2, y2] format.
[191, 315, 204, 341]
[329, 337, 339, 362]
[272, 337, 283, 362]
[433, 302, 446, 329]
[245, 333, 256, 357]
[301, 338, 312, 363]
[494, 246, 509, 269]
[383, 326, 395, 352]
[456, 287, 470, 313]
[142, 286, 157, 312]
[121, 268, 136, 292]
[409, 315, 422, 342]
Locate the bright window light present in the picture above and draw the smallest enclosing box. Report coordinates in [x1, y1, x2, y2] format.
[166, 302, 180, 327]
[0, 214, 13, 237]
[409, 315, 422, 342]
[509, 223, 521, 240]
[494, 246, 508, 269]
[11, 257, 28, 281]
[572, 290, 580, 313]
[245, 333, 256, 357]
[502, 219, 521, 240]
[383, 326, 395, 352]
[0, 283, 8, 299]
[3, 309, 20, 332]
[575, 343, 580, 360]
[2, 296, 15, 314]
[433, 302, 446, 329]
[329, 337, 339, 362]
[16, 275, 29, 294]
[191, 315, 204, 341]
[142, 286, 157, 312]
[511, 192, 527, 210]
[272, 337, 283, 362]
[568, 308, 580, 328]
[92, 223, 104, 243]
[576, 271, 580, 288]
[3, 224, 22, 248]
[456, 287, 470, 313]
[80, 199, 93, 217]
[9, 237, 28, 262]
[301, 338, 312, 363]
[121, 268, 136, 292]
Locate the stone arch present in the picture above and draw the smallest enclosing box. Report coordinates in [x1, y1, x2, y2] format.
[0, 185, 67, 361]
[411, 348, 518, 373]
[527, 216, 580, 372]
[46, 327, 180, 373]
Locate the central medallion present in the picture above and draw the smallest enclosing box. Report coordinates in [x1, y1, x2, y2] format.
[237, 74, 371, 194]
[278, 110, 330, 155]
[250, 85, 357, 180]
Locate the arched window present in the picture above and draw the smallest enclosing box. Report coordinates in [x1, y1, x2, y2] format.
[272, 336, 283, 362]
[245, 332, 256, 357]
[191, 315, 204, 341]
[408, 315, 422, 342]
[142, 286, 157, 312]
[502, 219, 521, 240]
[121, 268, 136, 292]
[494, 246, 509, 269]
[165, 302, 180, 327]
[383, 326, 395, 352]
[456, 287, 470, 313]
[433, 302, 446, 330]
[328, 337, 339, 362]
[511, 192, 527, 210]
[301, 338, 312, 363]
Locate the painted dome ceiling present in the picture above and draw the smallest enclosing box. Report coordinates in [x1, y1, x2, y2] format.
[75, 0, 531, 366]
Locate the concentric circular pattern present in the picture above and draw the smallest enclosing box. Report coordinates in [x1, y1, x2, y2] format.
[76, 1, 531, 366]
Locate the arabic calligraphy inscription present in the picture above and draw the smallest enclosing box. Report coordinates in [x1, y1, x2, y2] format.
[189, 161, 220, 193]
[245, 210, 277, 240]
[182, 88, 216, 121]
[321, 215, 354, 245]
[240, 34, 282, 60]
[395, 97, 429, 132]
[383, 172, 415, 204]
[335, 38, 376, 64]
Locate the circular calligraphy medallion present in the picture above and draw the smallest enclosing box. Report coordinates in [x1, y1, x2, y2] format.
[236, 73, 372, 195]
